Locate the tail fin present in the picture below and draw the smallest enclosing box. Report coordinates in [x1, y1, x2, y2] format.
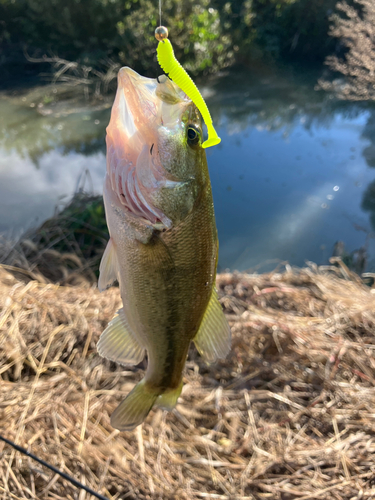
[156, 380, 183, 411]
[110, 380, 158, 431]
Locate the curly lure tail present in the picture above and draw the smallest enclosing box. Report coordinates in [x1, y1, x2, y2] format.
[157, 38, 221, 149]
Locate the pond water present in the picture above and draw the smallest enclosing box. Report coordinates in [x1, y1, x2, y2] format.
[2, 64, 375, 272]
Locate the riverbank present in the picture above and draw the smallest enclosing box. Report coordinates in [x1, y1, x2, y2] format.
[1, 259, 375, 499]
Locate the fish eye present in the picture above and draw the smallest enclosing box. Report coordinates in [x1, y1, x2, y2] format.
[187, 125, 200, 146]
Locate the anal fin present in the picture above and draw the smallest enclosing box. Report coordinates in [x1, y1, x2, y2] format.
[98, 238, 119, 292]
[194, 292, 231, 363]
[97, 308, 145, 366]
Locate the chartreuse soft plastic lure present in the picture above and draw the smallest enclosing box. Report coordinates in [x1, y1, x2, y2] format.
[155, 26, 220, 148]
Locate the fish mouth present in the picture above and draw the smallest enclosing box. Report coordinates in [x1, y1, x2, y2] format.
[116, 67, 190, 141]
[105, 68, 194, 228]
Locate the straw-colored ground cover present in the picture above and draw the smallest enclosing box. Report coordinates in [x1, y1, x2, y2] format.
[0, 261, 375, 499]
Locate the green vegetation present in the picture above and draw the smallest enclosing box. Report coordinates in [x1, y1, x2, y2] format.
[318, 0, 375, 101]
[0, 0, 232, 77]
[0, 0, 350, 79]
[213, 0, 338, 62]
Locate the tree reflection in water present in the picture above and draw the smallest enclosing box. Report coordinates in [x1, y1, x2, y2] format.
[0, 64, 371, 164]
[2, 64, 375, 270]
[360, 110, 375, 236]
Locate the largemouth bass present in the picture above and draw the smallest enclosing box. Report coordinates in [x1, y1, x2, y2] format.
[98, 67, 230, 431]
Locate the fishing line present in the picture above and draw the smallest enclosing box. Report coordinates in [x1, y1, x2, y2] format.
[0, 434, 110, 500]
[154, 1, 221, 147]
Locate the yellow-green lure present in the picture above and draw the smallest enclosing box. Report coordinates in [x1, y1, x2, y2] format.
[155, 26, 221, 149]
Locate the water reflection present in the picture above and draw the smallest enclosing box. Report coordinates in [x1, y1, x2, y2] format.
[359, 110, 375, 235]
[362, 181, 375, 229]
[206, 65, 367, 135]
[2, 66, 375, 270]
[0, 90, 109, 165]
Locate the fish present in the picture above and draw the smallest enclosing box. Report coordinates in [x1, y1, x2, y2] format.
[98, 67, 231, 431]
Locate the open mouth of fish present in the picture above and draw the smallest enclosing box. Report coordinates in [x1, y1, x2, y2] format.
[105, 67, 197, 228]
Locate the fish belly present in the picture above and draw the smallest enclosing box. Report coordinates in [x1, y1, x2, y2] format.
[107, 181, 217, 393]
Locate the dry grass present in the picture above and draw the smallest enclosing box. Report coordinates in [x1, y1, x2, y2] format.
[1, 261, 375, 499]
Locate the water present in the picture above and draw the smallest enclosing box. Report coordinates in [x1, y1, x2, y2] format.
[2, 65, 375, 271]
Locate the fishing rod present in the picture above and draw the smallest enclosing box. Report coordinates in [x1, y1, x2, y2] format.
[0, 434, 110, 500]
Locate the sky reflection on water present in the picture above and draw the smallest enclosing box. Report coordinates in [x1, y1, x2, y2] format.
[211, 112, 375, 271]
[1, 66, 375, 271]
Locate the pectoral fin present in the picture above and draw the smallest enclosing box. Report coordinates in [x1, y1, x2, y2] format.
[97, 308, 145, 366]
[194, 292, 231, 363]
[98, 238, 119, 291]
